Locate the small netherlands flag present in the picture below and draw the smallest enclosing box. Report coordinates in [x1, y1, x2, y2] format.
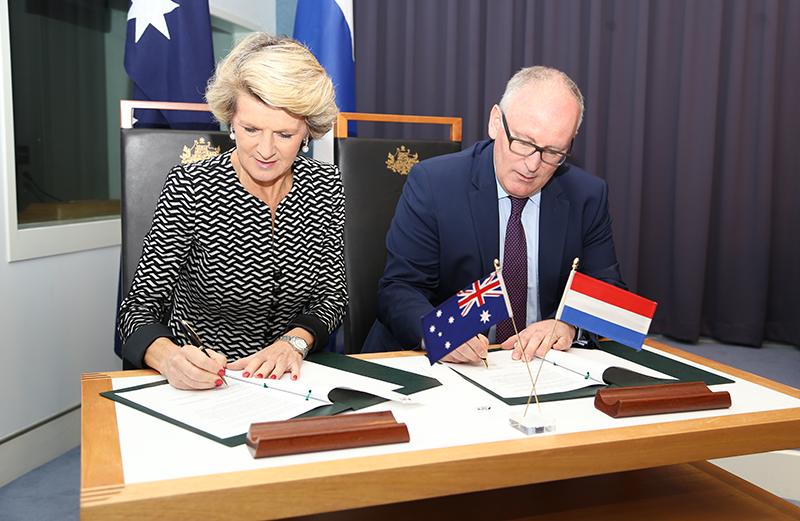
[556, 264, 657, 350]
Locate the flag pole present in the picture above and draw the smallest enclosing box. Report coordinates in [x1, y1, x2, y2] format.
[531, 258, 580, 394]
[493, 259, 540, 414]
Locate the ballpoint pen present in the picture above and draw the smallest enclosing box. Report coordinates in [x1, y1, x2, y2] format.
[178, 319, 228, 386]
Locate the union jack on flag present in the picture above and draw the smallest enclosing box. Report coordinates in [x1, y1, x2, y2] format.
[457, 273, 505, 317]
[422, 271, 512, 364]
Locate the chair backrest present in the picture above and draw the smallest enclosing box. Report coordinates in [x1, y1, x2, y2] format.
[120, 100, 233, 295]
[335, 112, 462, 353]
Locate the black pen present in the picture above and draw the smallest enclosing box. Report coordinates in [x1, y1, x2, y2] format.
[178, 319, 228, 386]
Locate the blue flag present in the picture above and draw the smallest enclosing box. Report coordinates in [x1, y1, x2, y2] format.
[422, 272, 511, 364]
[293, 0, 356, 114]
[124, 0, 216, 129]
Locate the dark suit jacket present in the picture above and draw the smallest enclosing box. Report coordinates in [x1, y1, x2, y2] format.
[362, 139, 624, 352]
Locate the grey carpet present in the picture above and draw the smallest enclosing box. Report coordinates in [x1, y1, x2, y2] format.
[0, 445, 79, 521]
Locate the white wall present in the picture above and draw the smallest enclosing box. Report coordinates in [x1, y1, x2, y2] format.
[0, 243, 122, 439]
[0, 170, 122, 484]
[209, 0, 275, 32]
[0, 0, 276, 484]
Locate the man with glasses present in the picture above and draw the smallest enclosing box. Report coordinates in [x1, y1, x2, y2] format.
[362, 66, 625, 361]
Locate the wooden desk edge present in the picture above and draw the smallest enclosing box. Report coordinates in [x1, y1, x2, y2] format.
[80, 342, 800, 519]
[80, 410, 800, 520]
[80, 373, 124, 492]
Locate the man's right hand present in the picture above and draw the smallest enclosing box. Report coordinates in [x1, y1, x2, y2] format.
[144, 337, 227, 389]
[499, 319, 576, 361]
[441, 334, 489, 364]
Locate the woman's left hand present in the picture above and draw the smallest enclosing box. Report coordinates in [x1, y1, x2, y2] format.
[228, 341, 303, 380]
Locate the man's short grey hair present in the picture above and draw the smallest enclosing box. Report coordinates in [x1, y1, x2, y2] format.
[499, 66, 584, 131]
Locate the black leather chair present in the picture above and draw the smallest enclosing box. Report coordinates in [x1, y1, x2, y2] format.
[334, 112, 462, 354]
[120, 100, 233, 295]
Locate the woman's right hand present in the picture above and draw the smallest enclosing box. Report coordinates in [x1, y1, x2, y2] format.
[144, 337, 227, 390]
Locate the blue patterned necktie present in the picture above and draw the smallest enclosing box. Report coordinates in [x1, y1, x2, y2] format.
[496, 196, 528, 343]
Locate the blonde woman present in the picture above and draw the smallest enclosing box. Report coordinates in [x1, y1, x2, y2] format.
[118, 34, 346, 389]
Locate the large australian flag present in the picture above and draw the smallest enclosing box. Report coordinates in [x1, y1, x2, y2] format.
[422, 272, 511, 364]
[124, 0, 217, 129]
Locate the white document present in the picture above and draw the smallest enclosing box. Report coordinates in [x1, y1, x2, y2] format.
[447, 348, 674, 398]
[120, 378, 326, 439]
[544, 347, 674, 382]
[227, 360, 416, 404]
[113, 360, 415, 441]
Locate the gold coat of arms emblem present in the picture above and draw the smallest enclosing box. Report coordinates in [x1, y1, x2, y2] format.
[180, 137, 221, 164]
[386, 145, 419, 175]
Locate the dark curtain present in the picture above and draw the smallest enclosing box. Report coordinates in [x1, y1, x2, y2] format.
[354, 0, 800, 347]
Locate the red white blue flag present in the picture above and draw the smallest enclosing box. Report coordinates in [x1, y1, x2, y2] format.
[422, 272, 511, 364]
[556, 271, 657, 350]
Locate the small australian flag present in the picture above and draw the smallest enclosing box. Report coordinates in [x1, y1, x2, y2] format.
[422, 272, 511, 364]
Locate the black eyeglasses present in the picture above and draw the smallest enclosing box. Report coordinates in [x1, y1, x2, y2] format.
[499, 109, 572, 166]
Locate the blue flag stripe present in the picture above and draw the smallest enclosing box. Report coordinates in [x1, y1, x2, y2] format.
[560, 306, 645, 350]
[293, 0, 355, 113]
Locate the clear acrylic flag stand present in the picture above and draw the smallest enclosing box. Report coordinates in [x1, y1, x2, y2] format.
[509, 412, 556, 435]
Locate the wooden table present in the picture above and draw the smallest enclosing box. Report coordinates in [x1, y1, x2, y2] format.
[80, 341, 800, 520]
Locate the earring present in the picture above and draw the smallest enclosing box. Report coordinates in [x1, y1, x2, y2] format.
[301, 137, 310, 153]
[229, 130, 235, 141]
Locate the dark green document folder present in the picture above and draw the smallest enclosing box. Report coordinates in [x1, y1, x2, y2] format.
[454, 340, 734, 406]
[101, 351, 441, 447]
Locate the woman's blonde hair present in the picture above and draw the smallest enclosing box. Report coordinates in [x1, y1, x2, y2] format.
[206, 33, 338, 139]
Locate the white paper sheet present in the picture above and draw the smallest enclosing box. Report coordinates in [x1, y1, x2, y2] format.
[112, 358, 418, 441]
[226, 359, 414, 403]
[446, 350, 599, 397]
[119, 377, 326, 439]
[544, 347, 674, 381]
[446, 347, 675, 398]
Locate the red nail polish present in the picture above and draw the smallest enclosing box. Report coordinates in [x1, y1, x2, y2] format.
[218, 369, 225, 377]
[291, 375, 298, 381]
[243, 372, 250, 378]
[269, 374, 277, 379]
[215, 379, 223, 387]
[256, 373, 264, 379]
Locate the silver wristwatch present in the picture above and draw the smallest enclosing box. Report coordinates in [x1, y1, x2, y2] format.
[279, 335, 310, 358]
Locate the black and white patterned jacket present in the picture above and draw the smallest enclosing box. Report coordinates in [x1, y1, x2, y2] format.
[118, 149, 347, 368]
